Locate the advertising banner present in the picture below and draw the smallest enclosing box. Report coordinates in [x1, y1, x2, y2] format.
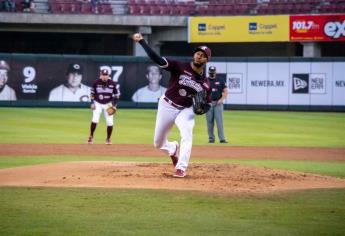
[267, 63, 289, 105]
[290, 14, 345, 41]
[225, 62, 247, 104]
[332, 62, 345, 105]
[188, 15, 289, 43]
[247, 63, 269, 104]
[0, 57, 170, 103]
[310, 62, 332, 105]
[1, 55, 344, 107]
[208, 60, 344, 106]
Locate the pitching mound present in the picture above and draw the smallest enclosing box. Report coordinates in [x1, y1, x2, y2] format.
[0, 161, 344, 194]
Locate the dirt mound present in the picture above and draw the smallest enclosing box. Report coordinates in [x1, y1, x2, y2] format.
[1, 162, 344, 194]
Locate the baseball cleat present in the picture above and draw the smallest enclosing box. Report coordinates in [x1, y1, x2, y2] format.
[87, 136, 93, 144]
[173, 169, 186, 178]
[170, 141, 179, 167]
[105, 139, 112, 145]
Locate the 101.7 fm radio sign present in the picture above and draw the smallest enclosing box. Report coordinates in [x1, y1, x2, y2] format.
[290, 14, 345, 41]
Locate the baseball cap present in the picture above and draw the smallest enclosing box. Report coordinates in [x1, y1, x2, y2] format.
[209, 66, 216, 73]
[100, 69, 109, 76]
[194, 46, 212, 60]
[0, 60, 10, 71]
[67, 63, 83, 74]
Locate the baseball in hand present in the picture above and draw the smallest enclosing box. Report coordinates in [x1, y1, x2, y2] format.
[132, 33, 143, 42]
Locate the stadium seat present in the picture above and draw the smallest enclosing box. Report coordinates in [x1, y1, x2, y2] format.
[197, 6, 208, 15]
[270, 0, 280, 4]
[159, 4, 171, 15]
[274, 4, 285, 14]
[58, 3, 68, 13]
[50, 2, 60, 13]
[14, 0, 24, 12]
[70, 3, 81, 14]
[98, 3, 112, 14]
[139, 4, 150, 15]
[214, 5, 225, 15]
[206, 5, 216, 15]
[168, 4, 179, 15]
[150, 5, 160, 15]
[233, 4, 247, 15]
[128, 4, 140, 14]
[186, 4, 195, 15]
[223, 5, 234, 15]
[225, 0, 235, 4]
[81, 3, 92, 14]
[208, 0, 219, 4]
[301, 3, 312, 13]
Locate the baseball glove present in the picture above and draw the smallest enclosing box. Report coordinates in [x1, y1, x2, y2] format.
[192, 90, 210, 115]
[106, 106, 117, 115]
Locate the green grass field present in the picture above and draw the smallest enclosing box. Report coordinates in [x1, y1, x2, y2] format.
[0, 108, 344, 146]
[1, 187, 344, 236]
[0, 108, 345, 235]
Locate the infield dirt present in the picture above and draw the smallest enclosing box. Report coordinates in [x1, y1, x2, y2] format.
[0, 144, 344, 194]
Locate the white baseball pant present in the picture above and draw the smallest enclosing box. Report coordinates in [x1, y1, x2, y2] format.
[154, 96, 195, 171]
[92, 101, 114, 126]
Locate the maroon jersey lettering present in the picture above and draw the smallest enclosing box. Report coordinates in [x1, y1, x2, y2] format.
[162, 59, 211, 107]
[91, 79, 120, 104]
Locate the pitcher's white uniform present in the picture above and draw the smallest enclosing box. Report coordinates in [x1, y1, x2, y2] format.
[155, 59, 211, 173]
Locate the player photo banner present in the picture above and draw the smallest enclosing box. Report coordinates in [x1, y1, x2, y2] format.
[290, 14, 345, 41]
[0, 56, 170, 103]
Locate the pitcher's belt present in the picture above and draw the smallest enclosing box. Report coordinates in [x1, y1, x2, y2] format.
[163, 96, 184, 110]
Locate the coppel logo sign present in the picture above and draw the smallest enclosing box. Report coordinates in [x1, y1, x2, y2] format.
[198, 23, 206, 31]
[249, 22, 257, 31]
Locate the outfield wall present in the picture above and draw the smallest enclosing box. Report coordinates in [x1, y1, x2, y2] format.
[0, 54, 344, 111]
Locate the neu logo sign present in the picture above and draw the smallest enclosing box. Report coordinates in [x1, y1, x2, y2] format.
[324, 20, 345, 39]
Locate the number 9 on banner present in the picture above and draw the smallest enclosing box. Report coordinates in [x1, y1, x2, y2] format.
[23, 66, 36, 83]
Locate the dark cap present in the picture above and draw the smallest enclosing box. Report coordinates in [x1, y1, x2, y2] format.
[67, 63, 83, 74]
[0, 60, 10, 71]
[209, 66, 216, 73]
[100, 69, 109, 76]
[194, 46, 212, 60]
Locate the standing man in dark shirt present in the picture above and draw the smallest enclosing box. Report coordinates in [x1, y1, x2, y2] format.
[132, 33, 211, 178]
[87, 69, 120, 145]
[206, 66, 228, 143]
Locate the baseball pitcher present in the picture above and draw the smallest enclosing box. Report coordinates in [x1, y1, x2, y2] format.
[132, 33, 211, 178]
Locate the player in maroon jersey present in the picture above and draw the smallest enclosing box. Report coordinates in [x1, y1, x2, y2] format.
[132, 33, 211, 178]
[87, 69, 120, 145]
